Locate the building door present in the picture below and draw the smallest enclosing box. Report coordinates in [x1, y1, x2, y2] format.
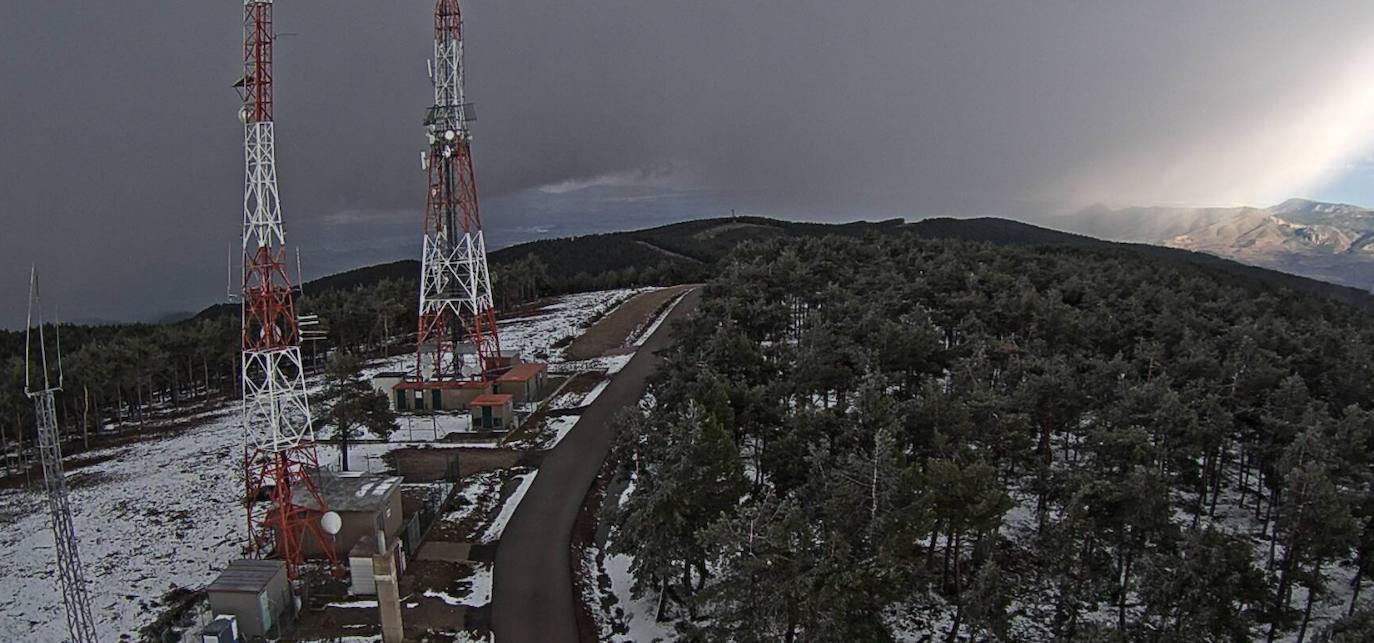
[394, 389, 406, 411]
[259, 590, 272, 632]
[481, 405, 492, 429]
[432, 389, 443, 411]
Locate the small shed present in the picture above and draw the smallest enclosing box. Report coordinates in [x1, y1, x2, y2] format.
[206, 559, 292, 640]
[494, 362, 548, 405]
[290, 472, 404, 559]
[370, 371, 409, 410]
[392, 379, 491, 412]
[470, 393, 517, 431]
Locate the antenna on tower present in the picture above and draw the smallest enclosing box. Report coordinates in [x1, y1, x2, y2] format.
[23, 268, 97, 643]
[24, 266, 41, 394]
[227, 242, 240, 303]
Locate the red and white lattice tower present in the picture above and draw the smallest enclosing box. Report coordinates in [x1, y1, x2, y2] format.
[415, 0, 502, 382]
[238, 0, 338, 579]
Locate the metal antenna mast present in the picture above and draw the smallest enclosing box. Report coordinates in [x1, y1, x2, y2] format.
[24, 268, 98, 643]
[415, 0, 502, 382]
[238, 0, 338, 578]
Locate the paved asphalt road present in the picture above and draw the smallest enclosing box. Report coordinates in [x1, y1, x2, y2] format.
[492, 288, 701, 642]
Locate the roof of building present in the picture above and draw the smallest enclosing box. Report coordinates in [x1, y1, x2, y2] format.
[372, 371, 409, 379]
[290, 472, 402, 513]
[471, 393, 514, 407]
[206, 559, 285, 594]
[497, 362, 546, 382]
[394, 379, 489, 391]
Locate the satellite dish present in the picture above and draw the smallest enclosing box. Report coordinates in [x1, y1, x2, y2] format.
[444, 130, 456, 141]
[321, 511, 342, 535]
[238, 106, 250, 124]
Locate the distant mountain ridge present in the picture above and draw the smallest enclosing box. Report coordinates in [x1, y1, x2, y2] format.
[1055, 199, 1374, 292]
[184, 215, 1374, 321]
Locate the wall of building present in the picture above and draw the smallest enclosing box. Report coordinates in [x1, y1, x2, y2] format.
[494, 371, 547, 405]
[300, 491, 404, 558]
[471, 403, 517, 430]
[207, 568, 289, 639]
[394, 384, 491, 412]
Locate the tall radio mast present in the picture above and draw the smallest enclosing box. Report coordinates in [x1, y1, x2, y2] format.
[237, 0, 338, 578]
[415, 0, 502, 383]
[24, 269, 98, 643]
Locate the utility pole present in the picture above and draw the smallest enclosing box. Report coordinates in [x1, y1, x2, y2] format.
[25, 268, 98, 643]
[236, 0, 338, 579]
[415, 0, 502, 383]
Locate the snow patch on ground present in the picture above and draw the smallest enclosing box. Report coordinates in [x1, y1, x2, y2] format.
[603, 551, 674, 642]
[425, 563, 492, 608]
[540, 415, 580, 450]
[584, 468, 673, 642]
[556, 353, 635, 376]
[481, 471, 537, 544]
[327, 599, 380, 609]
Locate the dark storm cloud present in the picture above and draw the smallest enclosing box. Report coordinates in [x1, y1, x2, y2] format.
[4, 1, 1374, 325]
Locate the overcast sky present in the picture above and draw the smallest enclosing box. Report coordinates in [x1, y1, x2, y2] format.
[5, 1, 1374, 325]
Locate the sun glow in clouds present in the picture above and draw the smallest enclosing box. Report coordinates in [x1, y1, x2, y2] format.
[1061, 35, 1374, 209]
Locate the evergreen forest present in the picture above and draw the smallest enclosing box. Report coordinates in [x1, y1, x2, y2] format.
[610, 233, 1374, 642]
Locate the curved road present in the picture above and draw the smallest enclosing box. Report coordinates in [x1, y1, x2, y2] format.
[492, 288, 701, 642]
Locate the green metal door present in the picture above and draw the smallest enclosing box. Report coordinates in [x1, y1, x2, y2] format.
[482, 405, 492, 429]
[432, 389, 443, 410]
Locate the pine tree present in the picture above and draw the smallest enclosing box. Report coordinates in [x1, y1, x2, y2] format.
[320, 352, 396, 471]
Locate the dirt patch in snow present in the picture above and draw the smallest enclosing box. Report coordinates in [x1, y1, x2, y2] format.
[564, 286, 694, 361]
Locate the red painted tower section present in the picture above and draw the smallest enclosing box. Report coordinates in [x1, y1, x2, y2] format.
[239, 0, 339, 579]
[415, 0, 503, 383]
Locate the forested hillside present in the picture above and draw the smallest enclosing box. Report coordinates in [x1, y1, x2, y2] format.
[609, 233, 1374, 641]
[5, 215, 1374, 495]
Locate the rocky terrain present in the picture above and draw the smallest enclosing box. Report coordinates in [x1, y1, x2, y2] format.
[1057, 198, 1374, 291]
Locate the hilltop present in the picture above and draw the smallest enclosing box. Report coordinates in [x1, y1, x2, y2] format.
[251, 215, 1374, 313]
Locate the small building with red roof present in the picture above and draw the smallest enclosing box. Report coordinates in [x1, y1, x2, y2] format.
[470, 393, 517, 431]
[388, 377, 492, 412]
[493, 362, 548, 405]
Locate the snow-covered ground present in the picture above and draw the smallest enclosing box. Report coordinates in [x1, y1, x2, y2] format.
[539, 416, 580, 450]
[602, 550, 674, 642]
[442, 471, 506, 528]
[424, 563, 492, 608]
[500, 289, 646, 363]
[586, 476, 675, 642]
[481, 471, 537, 544]
[0, 288, 650, 639]
[0, 407, 243, 642]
